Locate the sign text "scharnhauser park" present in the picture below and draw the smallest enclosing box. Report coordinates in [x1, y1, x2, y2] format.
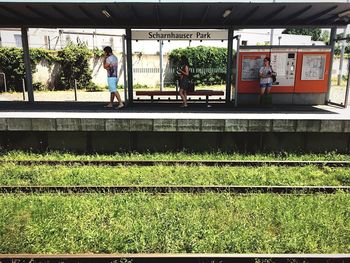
[132, 30, 228, 41]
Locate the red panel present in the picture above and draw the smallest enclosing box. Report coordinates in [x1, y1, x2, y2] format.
[238, 52, 269, 94]
[294, 52, 330, 93]
[237, 52, 294, 94]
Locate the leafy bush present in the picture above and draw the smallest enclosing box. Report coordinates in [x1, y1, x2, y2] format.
[169, 46, 231, 85]
[55, 43, 93, 90]
[334, 44, 350, 56]
[92, 48, 104, 58]
[0, 47, 54, 92]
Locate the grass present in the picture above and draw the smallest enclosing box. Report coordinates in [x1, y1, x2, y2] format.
[1, 150, 349, 162]
[0, 192, 349, 254]
[0, 164, 349, 186]
[0, 151, 349, 256]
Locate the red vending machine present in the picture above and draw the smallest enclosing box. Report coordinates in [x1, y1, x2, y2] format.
[237, 46, 331, 105]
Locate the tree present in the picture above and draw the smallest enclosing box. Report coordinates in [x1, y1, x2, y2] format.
[320, 31, 330, 44]
[282, 28, 322, 41]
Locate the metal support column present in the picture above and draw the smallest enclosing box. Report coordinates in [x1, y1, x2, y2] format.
[325, 27, 337, 104]
[338, 25, 348, 86]
[122, 34, 128, 103]
[234, 35, 240, 107]
[344, 57, 350, 108]
[225, 28, 234, 103]
[159, 40, 164, 91]
[270, 0, 276, 45]
[21, 27, 34, 103]
[126, 28, 133, 104]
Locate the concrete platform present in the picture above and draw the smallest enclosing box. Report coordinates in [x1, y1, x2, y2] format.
[0, 102, 349, 152]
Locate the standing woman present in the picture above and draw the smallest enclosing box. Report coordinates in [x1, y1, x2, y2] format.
[259, 57, 273, 104]
[178, 56, 190, 107]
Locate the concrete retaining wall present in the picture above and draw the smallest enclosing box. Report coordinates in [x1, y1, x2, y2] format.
[1, 118, 349, 133]
[0, 117, 349, 153]
[1, 131, 349, 153]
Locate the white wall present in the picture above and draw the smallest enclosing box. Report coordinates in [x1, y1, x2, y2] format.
[32, 53, 169, 89]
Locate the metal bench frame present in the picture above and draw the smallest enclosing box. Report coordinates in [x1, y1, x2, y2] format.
[135, 90, 224, 106]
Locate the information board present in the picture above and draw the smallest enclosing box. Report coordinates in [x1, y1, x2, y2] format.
[241, 55, 264, 81]
[301, 55, 326, 80]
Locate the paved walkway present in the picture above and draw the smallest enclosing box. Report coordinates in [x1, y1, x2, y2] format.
[0, 101, 349, 120]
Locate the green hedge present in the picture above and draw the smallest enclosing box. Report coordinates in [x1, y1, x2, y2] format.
[0, 44, 94, 92]
[0, 47, 55, 91]
[169, 46, 232, 85]
[55, 43, 93, 90]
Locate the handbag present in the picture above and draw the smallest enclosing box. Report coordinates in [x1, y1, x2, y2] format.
[188, 80, 195, 92]
[270, 66, 277, 83]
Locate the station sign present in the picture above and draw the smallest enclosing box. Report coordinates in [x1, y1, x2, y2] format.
[132, 30, 228, 41]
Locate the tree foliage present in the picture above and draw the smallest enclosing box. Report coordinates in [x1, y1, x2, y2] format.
[56, 43, 93, 90]
[0, 47, 54, 91]
[169, 46, 231, 85]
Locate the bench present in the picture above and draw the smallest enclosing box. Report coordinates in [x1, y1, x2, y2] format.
[136, 90, 225, 105]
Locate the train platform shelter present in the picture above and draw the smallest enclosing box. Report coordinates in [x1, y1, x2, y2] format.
[0, 1, 349, 152]
[0, 0, 349, 106]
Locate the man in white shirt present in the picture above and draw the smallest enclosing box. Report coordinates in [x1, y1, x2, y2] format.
[103, 46, 124, 109]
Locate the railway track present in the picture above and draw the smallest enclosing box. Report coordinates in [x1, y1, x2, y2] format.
[0, 185, 349, 194]
[1, 159, 350, 167]
[0, 253, 349, 263]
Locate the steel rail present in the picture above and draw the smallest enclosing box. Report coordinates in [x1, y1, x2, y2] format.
[0, 185, 349, 194]
[0, 253, 349, 263]
[1, 160, 350, 167]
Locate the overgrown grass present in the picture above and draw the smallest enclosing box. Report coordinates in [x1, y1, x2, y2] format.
[1, 164, 349, 186]
[1, 150, 349, 162]
[0, 193, 349, 254]
[1, 151, 348, 256]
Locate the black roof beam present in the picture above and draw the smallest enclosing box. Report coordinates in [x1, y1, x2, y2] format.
[239, 6, 260, 25]
[282, 5, 312, 25]
[154, 4, 160, 26]
[179, 5, 184, 26]
[263, 5, 286, 25]
[201, 5, 210, 25]
[103, 6, 118, 25]
[52, 5, 75, 23]
[303, 5, 338, 25]
[224, 6, 242, 26]
[0, 5, 29, 22]
[78, 5, 98, 25]
[129, 4, 139, 22]
[26, 5, 52, 21]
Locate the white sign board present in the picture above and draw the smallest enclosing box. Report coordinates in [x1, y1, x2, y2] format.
[132, 30, 228, 40]
[301, 54, 326, 80]
[241, 55, 264, 81]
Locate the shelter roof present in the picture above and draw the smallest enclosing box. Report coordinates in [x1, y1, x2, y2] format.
[0, 1, 348, 29]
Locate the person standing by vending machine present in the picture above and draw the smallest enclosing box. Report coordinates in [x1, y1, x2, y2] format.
[259, 57, 274, 105]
